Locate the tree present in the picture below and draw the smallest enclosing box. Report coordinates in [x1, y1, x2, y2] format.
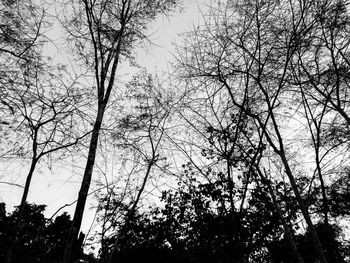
[62, 1, 181, 262]
[96, 71, 174, 262]
[5, 64, 89, 212]
[174, 0, 350, 262]
[0, 2, 91, 261]
[287, 0, 350, 228]
[2, 63, 91, 263]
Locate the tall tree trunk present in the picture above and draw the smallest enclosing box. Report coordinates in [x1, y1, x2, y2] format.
[6, 147, 38, 263]
[261, 169, 305, 263]
[262, 110, 328, 263]
[315, 150, 329, 226]
[19, 159, 38, 213]
[279, 154, 328, 263]
[107, 157, 155, 263]
[63, 107, 104, 263]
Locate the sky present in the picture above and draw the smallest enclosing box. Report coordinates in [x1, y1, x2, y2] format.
[135, 0, 212, 71]
[0, 0, 215, 248]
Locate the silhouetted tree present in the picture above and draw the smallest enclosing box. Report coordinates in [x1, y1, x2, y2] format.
[174, 1, 350, 262]
[2, 63, 91, 263]
[62, 1, 181, 262]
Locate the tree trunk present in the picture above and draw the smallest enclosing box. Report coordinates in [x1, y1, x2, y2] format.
[280, 155, 328, 263]
[315, 150, 329, 226]
[6, 156, 38, 263]
[264, 172, 304, 263]
[263, 111, 328, 263]
[63, 107, 104, 263]
[107, 158, 155, 263]
[19, 159, 37, 213]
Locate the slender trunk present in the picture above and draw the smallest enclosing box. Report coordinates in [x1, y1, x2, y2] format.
[261, 170, 304, 263]
[227, 158, 245, 262]
[107, 159, 154, 263]
[315, 150, 328, 226]
[301, 87, 329, 226]
[263, 106, 328, 263]
[19, 159, 37, 213]
[272, 199, 304, 263]
[63, 107, 104, 263]
[6, 155, 38, 263]
[280, 154, 328, 263]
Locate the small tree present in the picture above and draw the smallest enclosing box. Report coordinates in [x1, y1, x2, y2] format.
[96, 71, 174, 261]
[3, 63, 91, 263]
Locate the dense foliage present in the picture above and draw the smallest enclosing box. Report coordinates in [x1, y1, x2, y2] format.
[0, 203, 94, 263]
[102, 176, 349, 263]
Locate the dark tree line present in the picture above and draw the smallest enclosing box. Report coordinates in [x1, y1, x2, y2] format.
[0, 202, 95, 263]
[98, 169, 350, 263]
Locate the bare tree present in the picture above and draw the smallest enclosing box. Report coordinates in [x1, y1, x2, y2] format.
[172, 0, 350, 262]
[61, 1, 180, 262]
[91, 71, 174, 262]
[84, 71, 174, 258]
[3, 63, 91, 263]
[289, 0, 350, 227]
